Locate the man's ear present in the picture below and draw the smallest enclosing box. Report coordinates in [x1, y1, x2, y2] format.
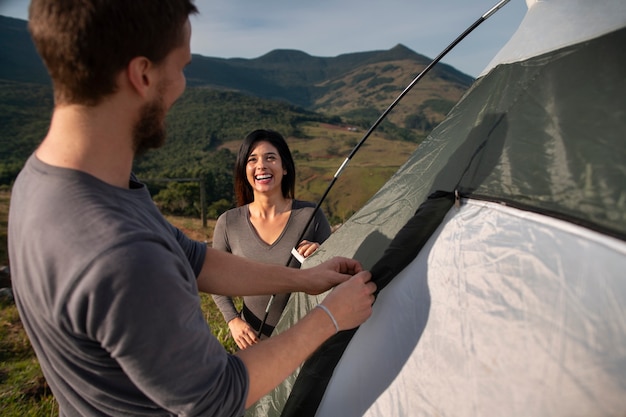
[126, 57, 154, 98]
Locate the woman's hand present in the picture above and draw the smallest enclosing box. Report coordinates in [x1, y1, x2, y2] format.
[296, 240, 321, 258]
[228, 316, 259, 349]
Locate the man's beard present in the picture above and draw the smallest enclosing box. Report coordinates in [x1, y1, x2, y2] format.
[133, 96, 167, 156]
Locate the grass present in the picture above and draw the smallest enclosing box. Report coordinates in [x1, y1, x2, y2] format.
[0, 191, 239, 415]
[0, 300, 57, 416]
[0, 190, 8, 267]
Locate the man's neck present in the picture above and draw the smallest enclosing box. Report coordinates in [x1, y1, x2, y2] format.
[36, 103, 136, 189]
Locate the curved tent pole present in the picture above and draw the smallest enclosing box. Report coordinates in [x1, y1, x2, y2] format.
[256, 0, 512, 338]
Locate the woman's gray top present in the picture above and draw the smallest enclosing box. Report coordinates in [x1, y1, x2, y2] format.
[212, 200, 331, 335]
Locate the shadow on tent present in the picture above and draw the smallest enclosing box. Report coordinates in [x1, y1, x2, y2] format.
[280, 112, 508, 417]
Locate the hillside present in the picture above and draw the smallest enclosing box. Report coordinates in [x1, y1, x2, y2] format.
[0, 14, 472, 222]
[0, 80, 53, 181]
[0, 16, 50, 85]
[0, 14, 473, 125]
[183, 44, 473, 128]
[311, 45, 469, 131]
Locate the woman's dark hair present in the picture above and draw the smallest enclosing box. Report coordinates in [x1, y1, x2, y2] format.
[235, 129, 296, 206]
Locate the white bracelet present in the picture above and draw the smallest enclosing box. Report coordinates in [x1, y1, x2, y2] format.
[315, 304, 339, 334]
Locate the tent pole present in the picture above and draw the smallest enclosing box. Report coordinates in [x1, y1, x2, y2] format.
[256, 0, 511, 338]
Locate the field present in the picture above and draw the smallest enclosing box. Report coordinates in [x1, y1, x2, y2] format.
[0, 190, 239, 415]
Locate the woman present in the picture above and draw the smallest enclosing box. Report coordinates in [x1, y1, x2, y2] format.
[212, 129, 332, 349]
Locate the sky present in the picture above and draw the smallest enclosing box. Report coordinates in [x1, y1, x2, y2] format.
[0, 0, 528, 78]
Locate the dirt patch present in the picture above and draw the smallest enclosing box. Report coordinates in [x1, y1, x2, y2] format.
[320, 123, 359, 132]
[21, 375, 51, 400]
[0, 266, 10, 288]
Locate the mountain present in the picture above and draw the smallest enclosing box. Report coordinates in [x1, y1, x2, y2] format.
[0, 14, 475, 221]
[0, 14, 473, 127]
[0, 16, 50, 85]
[186, 44, 473, 130]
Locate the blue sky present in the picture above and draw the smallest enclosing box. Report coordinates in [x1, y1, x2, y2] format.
[0, 0, 528, 78]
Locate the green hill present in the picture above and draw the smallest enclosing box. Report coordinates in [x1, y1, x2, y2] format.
[0, 14, 472, 222]
[0, 16, 50, 85]
[0, 80, 53, 185]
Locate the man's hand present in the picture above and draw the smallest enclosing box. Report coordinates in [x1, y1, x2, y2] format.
[235, 262, 375, 408]
[319, 271, 376, 332]
[300, 256, 365, 295]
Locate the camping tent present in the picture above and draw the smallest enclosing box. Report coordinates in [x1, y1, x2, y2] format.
[248, 0, 626, 415]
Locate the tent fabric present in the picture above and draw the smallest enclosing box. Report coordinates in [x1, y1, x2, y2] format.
[434, 26, 626, 240]
[315, 200, 626, 417]
[280, 191, 455, 417]
[481, 0, 626, 76]
[245, 1, 626, 415]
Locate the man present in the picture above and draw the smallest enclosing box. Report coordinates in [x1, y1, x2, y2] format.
[8, 1, 376, 416]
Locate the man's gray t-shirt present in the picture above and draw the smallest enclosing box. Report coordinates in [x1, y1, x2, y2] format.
[8, 155, 248, 416]
[211, 201, 331, 335]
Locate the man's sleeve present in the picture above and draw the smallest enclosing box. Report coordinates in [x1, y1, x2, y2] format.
[170, 222, 207, 277]
[76, 240, 249, 416]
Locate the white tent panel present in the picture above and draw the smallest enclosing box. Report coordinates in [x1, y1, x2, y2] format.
[316, 200, 626, 417]
[480, 0, 626, 76]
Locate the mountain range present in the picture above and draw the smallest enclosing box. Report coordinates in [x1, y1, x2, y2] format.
[0, 14, 473, 128]
[0, 14, 475, 220]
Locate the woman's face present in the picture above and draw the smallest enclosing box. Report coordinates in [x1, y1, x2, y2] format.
[245, 141, 286, 198]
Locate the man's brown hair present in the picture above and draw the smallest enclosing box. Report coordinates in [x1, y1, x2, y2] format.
[28, 0, 198, 106]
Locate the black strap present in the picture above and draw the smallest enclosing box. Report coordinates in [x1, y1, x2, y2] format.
[242, 304, 275, 338]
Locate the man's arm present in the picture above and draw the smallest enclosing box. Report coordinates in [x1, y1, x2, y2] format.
[196, 242, 376, 409]
[196, 246, 361, 296]
[235, 270, 376, 408]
